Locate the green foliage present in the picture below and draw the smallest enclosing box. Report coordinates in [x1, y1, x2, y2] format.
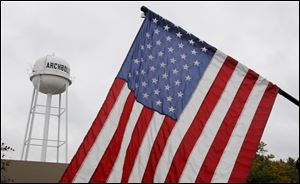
[247, 142, 299, 183]
[1, 140, 15, 158]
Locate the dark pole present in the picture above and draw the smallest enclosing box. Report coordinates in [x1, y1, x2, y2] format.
[141, 6, 148, 14]
[278, 88, 299, 107]
[139, 6, 299, 107]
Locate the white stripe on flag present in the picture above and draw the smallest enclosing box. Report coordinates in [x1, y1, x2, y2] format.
[179, 63, 248, 182]
[107, 101, 144, 182]
[73, 85, 131, 183]
[128, 112, 165, 182]
[154, 50, 227, 182]
[211, 77, 269, 183]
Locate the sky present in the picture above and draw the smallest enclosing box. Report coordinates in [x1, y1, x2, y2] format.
[1, 1, 299, 163]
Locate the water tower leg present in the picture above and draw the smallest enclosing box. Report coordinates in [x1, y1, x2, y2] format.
[65, 84, 69, 163]
[25, 79, 41, 160]
[56, 94, 61, 163]
[41, 94, 52, 162]
[21, 88, 36, 160]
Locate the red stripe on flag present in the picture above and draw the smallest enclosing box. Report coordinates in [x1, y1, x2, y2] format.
[228, 83, 278, 183]
[121, 107, 154, 182]
[89, 91, 135, 183]
[60, 78, 125, 183]
[196, 70, 259, 183]
[142, 116, 176, 183]
[165, 57, 238, 183]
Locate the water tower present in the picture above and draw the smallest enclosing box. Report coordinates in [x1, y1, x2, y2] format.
[21, 54, 72, 163]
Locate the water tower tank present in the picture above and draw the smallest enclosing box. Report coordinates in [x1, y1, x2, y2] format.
[30, 54, 72, 94]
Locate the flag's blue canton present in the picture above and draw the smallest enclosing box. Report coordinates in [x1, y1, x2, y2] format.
[118, 10, 217, 120]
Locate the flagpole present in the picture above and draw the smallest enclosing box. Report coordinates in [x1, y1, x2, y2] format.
[278, 88, 299, 107]
[141, 6, 148, 14]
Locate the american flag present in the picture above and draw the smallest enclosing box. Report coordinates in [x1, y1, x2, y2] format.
[60, 9, 278, 183]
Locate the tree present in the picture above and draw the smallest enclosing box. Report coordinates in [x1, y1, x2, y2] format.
[1, 140, 15, 158]
[247, 142, 299, 183]
[1, 140, 15, 183]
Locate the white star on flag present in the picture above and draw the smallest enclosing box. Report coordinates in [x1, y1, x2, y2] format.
[176, 32, 182, 38]
[164, 25, 170, 31]
[202, 47, 208, 52]
[169, 106, 175, 112]
[152, 18, 158, 23]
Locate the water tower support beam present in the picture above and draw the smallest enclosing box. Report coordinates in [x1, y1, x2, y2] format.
[56, 93, 62, 163]
[41, 94, 52, 162]
[24, 78, 41, 160]
[65, 84, 69, 163]
[21, 88, 36, 160]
